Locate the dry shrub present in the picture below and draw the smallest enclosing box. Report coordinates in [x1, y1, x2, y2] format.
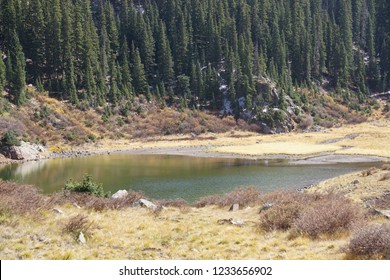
[379, 172, 390, 181]
[344, 224, 390, 259]
[371, 193, 390, 209]
[63, 214, 90, 235]
[0, 181, 52, 214]
[381, 164, 390, 171]
[257, 191, 362, 237]
[193, 195, 219, 208]
[156, 198, 189, 210]
[259, 201, 305, 231]
[299, 115, 314, 129]
[194, 186, 261, 208]
[257, 191, 320, 231]
[293, 194, 363, 238]
[347, 114, 367, 125]
[361, 167, 378, 177]
[58, 190, 144, 211]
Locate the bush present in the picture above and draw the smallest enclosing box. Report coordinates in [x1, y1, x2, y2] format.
[293, 194, 362, 238]
[0, 181, 52, 215]
[379, 172, 390, 181]
[344, 224, 390, 259]
[63, 214, 90, 236]
[361, 167, 377, 177]
[1, 131, 21, 147]
[64, 175, 108, 197]
[259, 201, 304, 231]
[381, 164, 390, 171]
[194, 187, 261, 208]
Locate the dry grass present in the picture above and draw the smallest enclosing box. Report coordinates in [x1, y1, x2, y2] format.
[310, 169, 390, 204]
[0, 201, 350, 260]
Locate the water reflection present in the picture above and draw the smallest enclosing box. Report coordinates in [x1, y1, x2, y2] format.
[0, 154, 382, 202]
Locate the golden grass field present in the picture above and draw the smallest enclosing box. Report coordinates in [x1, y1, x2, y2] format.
[65, 118, 390, 161]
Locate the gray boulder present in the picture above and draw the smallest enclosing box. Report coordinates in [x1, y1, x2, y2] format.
[138, 199, 157, 210]
[0, 141, 46, 160]
[112, 190, 128, 199]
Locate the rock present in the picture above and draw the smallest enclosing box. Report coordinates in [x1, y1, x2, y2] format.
[112, 190, 128, 199]
[259, 202, 273, 213]
[138, 199, 157, 210]
[52, 208, 64, 214]
[73, 202, 81, 209]
[229, 204, 240, 212]
[217, 218, 245, 227]
[374, 209, 390, 219]
[0, 141, 46, 160]
[231, 219, 245, 227]
[352, 180, 360, 185]
[78, 232, 86, 244]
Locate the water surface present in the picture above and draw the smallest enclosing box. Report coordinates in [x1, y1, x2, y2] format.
[0, 154, 380, 203]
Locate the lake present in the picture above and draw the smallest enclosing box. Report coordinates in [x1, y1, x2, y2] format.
[0, 154, 380, 203]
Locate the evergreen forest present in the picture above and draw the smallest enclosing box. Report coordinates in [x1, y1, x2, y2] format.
[0, 0, 389, 131]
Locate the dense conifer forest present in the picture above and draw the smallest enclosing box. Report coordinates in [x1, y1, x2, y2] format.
[0, 0, 389, 130]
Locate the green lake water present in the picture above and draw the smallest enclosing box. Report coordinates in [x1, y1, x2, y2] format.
[0, 154, 381, 203]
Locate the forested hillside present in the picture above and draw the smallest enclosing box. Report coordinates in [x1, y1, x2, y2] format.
[0, 0, 389, 136]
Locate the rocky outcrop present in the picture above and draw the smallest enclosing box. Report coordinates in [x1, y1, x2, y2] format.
[0, 141, 46, 160]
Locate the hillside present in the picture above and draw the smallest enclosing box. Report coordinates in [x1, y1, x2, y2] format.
[0, 0, 390, 141]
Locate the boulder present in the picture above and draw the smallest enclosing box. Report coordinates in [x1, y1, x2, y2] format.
[259, 202, 273, 213]
[229, 204, 240, 212]
[138, 199, 157, 210]
[112, 190, 128, 199]
[0, 141, 46, 160]
[78, 232, 86, 244]
[52, 208, 64, 214]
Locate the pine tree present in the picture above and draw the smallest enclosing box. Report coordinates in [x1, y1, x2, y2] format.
[119, 38, 133, 98]
[8, 30, 26, 105]
[155, 20, 174, 87]
[131, 44, 149, 94]
[0, 51, 5, 92]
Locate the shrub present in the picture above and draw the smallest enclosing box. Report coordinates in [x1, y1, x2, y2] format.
[156, 198, 189, 210]
[379, 172, 390, 181]
[57, 190, 144, 211]
[293, 194, 362, 238]
[63, 214, 90, 236]
[194, 187, 261, 208]
[299, 115, 314, 129]
[381, 164, 390, 171]
[361, 167, 377, 177]
[1, 131, 21, 147]
[64, 175, 108, 197]
[259, 201, 304, 231]
[344, 224, 390, 259]
[0, 181, 50, 214]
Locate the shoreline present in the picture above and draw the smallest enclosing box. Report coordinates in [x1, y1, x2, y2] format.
[1, 143, 387, 166]
[2, 118, 390, 165]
